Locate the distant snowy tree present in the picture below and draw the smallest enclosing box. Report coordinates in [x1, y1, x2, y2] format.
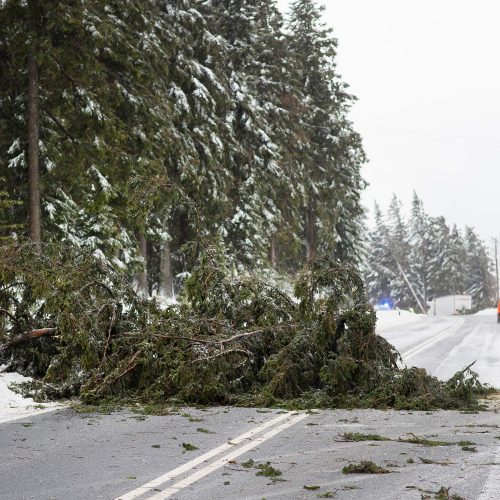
[446, 225, 467, 295]
[366, 195, 495, 312]
[408, 192, 431, 305]
[385, 195, 413, 308]
[426, 216, 456, 299]
[365, 203, 393, 306]
[463, 227, 495, 310]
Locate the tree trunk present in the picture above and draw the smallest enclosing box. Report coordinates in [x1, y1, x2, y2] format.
[269, 237, 278, 270]
[0, 328, 56, 353]
[159, 239, 174, 298]
[305, 208, 316, 260]
[27, 53, 41, 244]
[135, 231, 148, 296]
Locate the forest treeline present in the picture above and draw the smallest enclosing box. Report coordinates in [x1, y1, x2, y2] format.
[366, 193, 496, 312]
[1, 0, 495, 310]
[0, 0, 366, 295]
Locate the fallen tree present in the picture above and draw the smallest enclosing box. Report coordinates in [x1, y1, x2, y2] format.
[0, 240, 489, 410]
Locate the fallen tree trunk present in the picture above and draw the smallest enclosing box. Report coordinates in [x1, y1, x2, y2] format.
[0, 328, 56, 352]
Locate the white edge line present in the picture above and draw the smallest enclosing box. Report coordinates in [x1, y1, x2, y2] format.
[0, 405, 65, 424]
[150, 413, 309, 500]
[402, 318, 464, 361]
[115, 411, 293, 500]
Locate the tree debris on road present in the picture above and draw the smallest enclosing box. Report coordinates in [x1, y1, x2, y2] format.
[0, 241, 491, 410]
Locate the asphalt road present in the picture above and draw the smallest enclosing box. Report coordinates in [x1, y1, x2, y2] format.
[1, 314, 499, 500]
[382, 314, 500, 387]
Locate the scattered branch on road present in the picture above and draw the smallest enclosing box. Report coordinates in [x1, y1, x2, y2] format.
[342, 461, 390, 474]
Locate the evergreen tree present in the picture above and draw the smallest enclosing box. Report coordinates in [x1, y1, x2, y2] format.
[0, 0, 171, 267]
[287, 0, 366, 264]
[446, 225, 467, 295]
[0, 0, 369, 291]
[426, 216, 454, 298]
[154, 0, 235, 294]
[408, 192, 431, 305]
[386, 195, 413, 308]
[366, 196, 495, 313]
[464, 226, 495, 310]
[199, 0, 297, 269]
[365, 203, 393, 306]
[0, 177, 20, 240]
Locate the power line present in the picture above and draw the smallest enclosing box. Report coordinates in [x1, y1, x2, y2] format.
[360, 126, 500, 150]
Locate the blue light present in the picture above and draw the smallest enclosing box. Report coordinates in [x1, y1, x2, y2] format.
[376, 297, 394, 311]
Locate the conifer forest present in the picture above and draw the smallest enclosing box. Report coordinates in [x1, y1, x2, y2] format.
[0, 0, 495, 408]
[1, 0, 367, 285]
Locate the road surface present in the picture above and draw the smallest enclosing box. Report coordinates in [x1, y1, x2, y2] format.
[1, 314, 499, 500]
[381, 313, 500, 387]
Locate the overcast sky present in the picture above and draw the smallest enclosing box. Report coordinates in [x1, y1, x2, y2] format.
[277, 0, 500, 241]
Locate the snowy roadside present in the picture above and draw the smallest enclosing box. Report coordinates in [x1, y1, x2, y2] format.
[475, 308, 496, 316]
[0, 366, 63, 424]
[375, 309, 422, 333]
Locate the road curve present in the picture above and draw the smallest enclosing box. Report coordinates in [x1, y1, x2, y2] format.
[381, 314, 500, 387]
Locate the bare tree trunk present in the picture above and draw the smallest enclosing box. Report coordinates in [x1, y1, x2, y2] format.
[305, 208, 316, 260]
[269, 237, 278, 270]
[159, 239, 174, 298]
[135, 231, 148, 296]
[27, 53, 41, 244]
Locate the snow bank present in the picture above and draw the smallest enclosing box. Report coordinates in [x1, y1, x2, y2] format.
[474, 308, 497, 316]
[376, 309, 422, 333]
[0, 367, 62, 424]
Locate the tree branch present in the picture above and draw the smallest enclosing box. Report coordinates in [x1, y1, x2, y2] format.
[0, 328, 56, 352]
[0, 308, 21, 331]
[79, 280, 116, 299]
[193, 348, 252, 363]
[45, 109, 78, 143]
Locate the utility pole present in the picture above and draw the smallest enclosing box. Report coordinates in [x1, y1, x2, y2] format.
[494, 237, 499, 304]
[393, 257, 427, 315]
[388, 247, 427, 315]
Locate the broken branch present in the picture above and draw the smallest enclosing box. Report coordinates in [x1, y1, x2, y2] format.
[0, 328, 56, 352]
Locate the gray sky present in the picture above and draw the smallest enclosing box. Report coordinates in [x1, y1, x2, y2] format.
[277, 0, 500, 241]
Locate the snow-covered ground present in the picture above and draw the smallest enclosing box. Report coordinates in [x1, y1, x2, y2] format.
[0, 366, 62, 423]
[475, 308, 497, 316]
[375, 309, 422, 332]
